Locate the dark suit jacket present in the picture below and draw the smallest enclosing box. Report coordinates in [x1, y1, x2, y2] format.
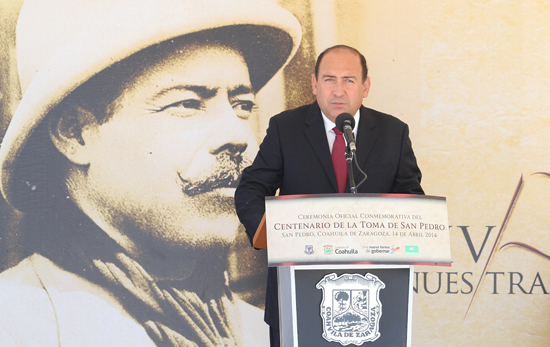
[235, 101, 424, 328]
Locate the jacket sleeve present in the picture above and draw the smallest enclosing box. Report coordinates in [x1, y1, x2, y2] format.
[235, 116, 284, 245]
[391, 123, 424, 195]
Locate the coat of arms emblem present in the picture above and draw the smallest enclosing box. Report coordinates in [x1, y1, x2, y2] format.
[316, 273, 385, 345]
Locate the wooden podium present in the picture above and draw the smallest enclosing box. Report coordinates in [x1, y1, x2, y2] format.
[260, 193, 451, 347]
[253, 213, 267, 249]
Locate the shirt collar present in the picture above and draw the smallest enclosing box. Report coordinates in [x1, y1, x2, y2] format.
[321, 108, 361, 136]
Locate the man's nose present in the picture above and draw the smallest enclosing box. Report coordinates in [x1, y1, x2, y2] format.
[333, 80, 345, 96]
[208, 102, 256, 159]
[209, 131, 254, 167]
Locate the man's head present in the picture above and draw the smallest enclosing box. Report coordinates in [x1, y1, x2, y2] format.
[312, 45, 370, 122]
[0, 0, 301, 207]
[49, 36, 258, 261]
[0, 0, 302, 272]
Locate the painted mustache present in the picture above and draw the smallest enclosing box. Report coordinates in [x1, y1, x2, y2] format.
[179, 152, 252, 196]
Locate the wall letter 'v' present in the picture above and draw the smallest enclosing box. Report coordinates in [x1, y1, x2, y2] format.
[458, 226, 495, 263]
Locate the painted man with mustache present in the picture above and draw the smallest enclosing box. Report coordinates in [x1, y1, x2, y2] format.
[0, 0, 301, 346]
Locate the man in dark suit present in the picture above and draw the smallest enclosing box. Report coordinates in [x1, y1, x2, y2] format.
[235, 44, 424, 347]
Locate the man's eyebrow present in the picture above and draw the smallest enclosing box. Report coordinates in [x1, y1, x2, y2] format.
[228, 84, 254, 98]
[321, 74, 358, 79]
[153, 85, 218, 99]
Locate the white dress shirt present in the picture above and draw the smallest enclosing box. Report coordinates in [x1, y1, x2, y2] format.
[321, 109, 361, 153]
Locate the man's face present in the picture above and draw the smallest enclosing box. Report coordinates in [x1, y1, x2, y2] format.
[78, 42, 258, 255]
[312, 48, 370, 122]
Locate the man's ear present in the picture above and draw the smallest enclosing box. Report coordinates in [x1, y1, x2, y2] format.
[311, 73, 318, 95]
[49, 103, 99, 165]
[363, 76, 371, 98]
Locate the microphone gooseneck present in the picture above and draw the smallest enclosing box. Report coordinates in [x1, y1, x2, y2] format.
[335, 112, 367, 193]
[335, 113, 356, 152]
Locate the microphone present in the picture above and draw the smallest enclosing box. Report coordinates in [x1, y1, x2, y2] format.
[335, 113, 356, 152]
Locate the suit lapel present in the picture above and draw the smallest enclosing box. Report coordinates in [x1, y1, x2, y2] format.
[354, 106, 377, 182]
[304, 102, 339, 192]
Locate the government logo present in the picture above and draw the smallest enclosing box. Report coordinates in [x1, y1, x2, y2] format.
[316, 273, 385, 345]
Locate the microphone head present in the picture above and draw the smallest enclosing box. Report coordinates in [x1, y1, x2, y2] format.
[335, 113, 355, 132]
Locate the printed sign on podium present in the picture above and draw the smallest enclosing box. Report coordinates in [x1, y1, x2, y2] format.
[265, 193, 451, 266]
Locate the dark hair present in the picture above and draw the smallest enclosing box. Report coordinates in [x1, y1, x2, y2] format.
[314, 45, 368, 83]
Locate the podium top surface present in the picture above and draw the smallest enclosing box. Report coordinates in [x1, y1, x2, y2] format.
[266, 192, 446, 201]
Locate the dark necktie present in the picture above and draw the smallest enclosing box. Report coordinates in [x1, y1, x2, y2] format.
[332, 127, 348, 193]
